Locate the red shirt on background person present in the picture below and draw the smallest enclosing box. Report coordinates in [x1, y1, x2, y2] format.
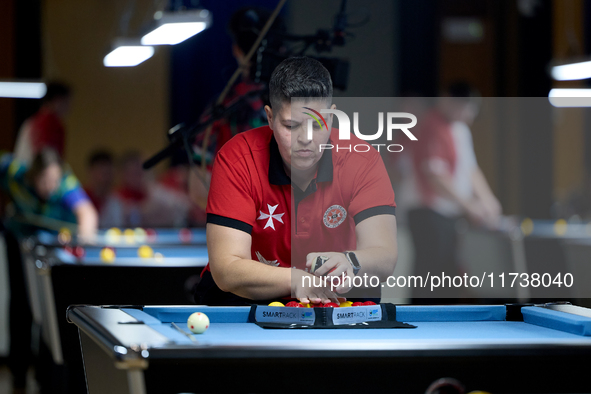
[14, 82, 71, 165]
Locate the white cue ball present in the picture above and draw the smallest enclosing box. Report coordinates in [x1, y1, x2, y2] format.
[187, 312, 209, 334]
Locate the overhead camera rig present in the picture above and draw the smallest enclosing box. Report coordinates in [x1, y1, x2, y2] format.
[144, 0, 359, 170]
[252, 0, 351, 90]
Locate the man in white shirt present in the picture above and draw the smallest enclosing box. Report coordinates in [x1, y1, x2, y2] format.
[408, 82, 501, 300]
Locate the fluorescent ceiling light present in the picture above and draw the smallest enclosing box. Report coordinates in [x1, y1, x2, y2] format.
[551, 60, 591, 81]
[548, 89, 591, 107]
[104, 38, 154, 67]
[141, 10, 211, 45]
[0, 82, 46, 98]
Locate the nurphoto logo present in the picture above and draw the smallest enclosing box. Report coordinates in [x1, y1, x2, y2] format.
[304, 108, 418, 153]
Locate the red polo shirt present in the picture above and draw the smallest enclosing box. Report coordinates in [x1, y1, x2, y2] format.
[411, 109, 457, 207]
[206, 125, 396, 273]
[30, 108, 66, 157]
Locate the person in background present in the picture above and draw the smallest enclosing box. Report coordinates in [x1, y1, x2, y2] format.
[0, 148, 97, 393]
[159, 152, 206, 227]
[104, 151, 190, 227]
[14, 81, 72, 165]
[84, 150, 115, 214]
[382, 94, 430, 225]
[190, 7, 286, 210]
[407, 82, 501, 300]
[83, 149, 124, 228]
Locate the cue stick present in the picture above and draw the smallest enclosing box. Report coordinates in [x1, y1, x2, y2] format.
[171, 322, 197, 343]
[11, 212, 78, 233]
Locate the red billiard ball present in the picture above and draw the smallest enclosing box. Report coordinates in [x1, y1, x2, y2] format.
[324, 302, 339, 308]
[72, 246, 86, 259]
[351, 302, 364, 307]
[146, 229, 157, 242]
[363, 301, 377, 306]
[311, 302, 325, 308]
[285, 301, 303, 308]
[64, 246, 74, 255]
[179, 228, 192, 243]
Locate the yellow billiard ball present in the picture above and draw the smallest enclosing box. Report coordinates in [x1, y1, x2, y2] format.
[521, 218, 534, 236]
[100, 247, 116, 263]
[58, 228, 72, 244]
[138, 245, 154, 259]
[124, 229, 136, 244]
[554, 219, 567, 237]
[339, 301, 353, 307]
[105, 228, 122, 243]
[268, 302, 285, 307]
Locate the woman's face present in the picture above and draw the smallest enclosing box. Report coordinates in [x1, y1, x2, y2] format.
[34, 163, 62, 201]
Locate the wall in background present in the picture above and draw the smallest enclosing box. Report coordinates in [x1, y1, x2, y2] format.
[43, 0, 170, 183]
[552, 0, 586, 201]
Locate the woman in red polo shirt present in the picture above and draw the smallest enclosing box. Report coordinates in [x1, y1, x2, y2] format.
[196, 57, 398, 306]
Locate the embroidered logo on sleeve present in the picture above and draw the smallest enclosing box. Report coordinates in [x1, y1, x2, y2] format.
[323, 205, 347, 228]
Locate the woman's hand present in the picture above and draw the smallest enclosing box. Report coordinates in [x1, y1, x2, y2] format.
[305, 252, 354, 294]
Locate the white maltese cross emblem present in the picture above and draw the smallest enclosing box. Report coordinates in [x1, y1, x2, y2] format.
[257, 204, 284, 230]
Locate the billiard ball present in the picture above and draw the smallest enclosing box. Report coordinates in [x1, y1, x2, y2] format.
[268, 302, 285, 307]
[554, 219, 568, 237]
[363, 301, 377, 306]
[324, 302, 339, 308]
[339, 301, 353, 307]
[146, 228, 157, 242]
[187, 312, 209, 334]
[137, 245, 154, 259]
[351, 302, 364, 307]
[72, 246, 85, 259]
[154, 252, 164, 262]
[105, 228, 122, 243]
[179, 228, 192, 243]
[134, 228, 147, 243]
[58, 228, 72, 244]
[124, 229, 135, 244]
[285, 301, 303, 307]
[310, 303, 325, 308]
[100, 247, 116, 263]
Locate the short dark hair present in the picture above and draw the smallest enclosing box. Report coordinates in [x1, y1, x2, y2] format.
[269, 57, 333, 109]
[43, 81, 71, 103]
[87, 150, 113, 167]
[228, 7, 286, 55]
[26, 148, 62, 183]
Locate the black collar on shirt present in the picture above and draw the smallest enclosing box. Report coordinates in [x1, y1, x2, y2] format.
[268, 136, 333, 186]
